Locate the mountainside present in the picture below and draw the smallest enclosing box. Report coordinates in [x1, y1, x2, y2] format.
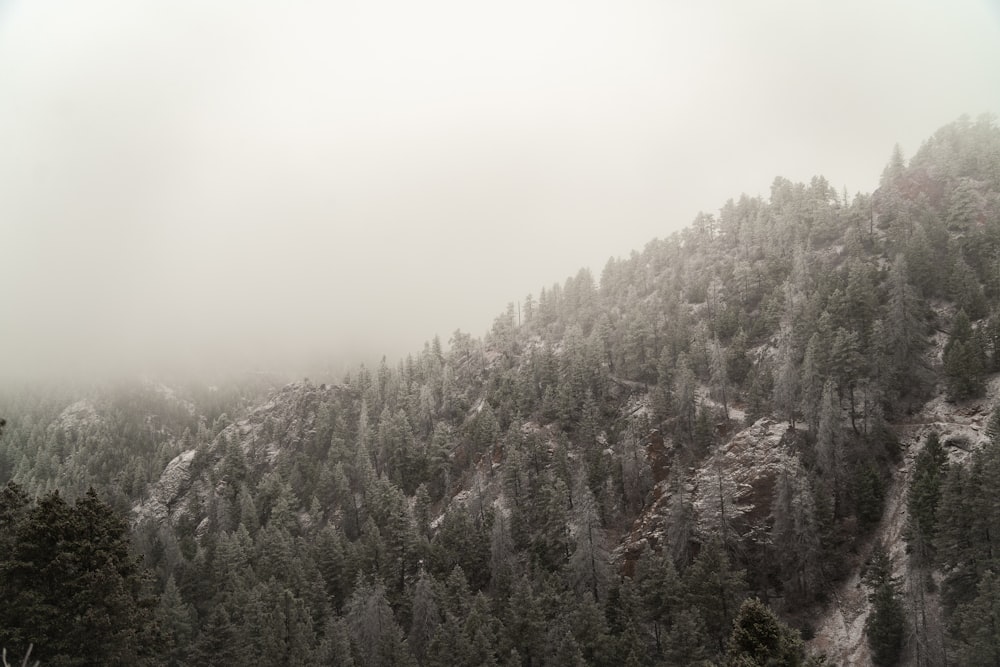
[3, 114, 1000, 666]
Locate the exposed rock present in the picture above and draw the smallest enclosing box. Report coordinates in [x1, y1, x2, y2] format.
[136, 449, 197, 524]
[691, 418, 803, 538]
[619, 417, 805, 568]
[133, 380, 343, 529]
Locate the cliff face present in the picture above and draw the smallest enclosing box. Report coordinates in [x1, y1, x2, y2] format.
[134, 381, 341, 531]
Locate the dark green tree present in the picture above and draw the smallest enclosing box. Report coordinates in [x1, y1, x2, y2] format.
[943, 310, 985, 401]
[906, 432, 948, 564]
[683, 538, 747, 655]
[723, 597, 805, 666]
[0, 487, 160, 667]
[862, 546, 905, 666]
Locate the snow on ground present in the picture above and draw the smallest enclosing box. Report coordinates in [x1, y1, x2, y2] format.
[696, 385, 746, 424]
[52, 399, 100, 432]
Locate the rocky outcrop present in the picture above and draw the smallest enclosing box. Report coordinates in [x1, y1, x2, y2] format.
[808, 373, 1000, 665]
[133, 380, 343, 529]
[691, 418, 805, 537]
[136, 449, 197, 525]
[620, 417, 806, 567]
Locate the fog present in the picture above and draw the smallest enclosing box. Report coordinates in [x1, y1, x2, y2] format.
[1, 0, 999, 382]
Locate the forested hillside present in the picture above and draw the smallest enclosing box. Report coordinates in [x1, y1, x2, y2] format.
[2, 115, 1000, 666]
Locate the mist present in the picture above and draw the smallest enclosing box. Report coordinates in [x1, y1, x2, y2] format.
[2, 0, 999, 383]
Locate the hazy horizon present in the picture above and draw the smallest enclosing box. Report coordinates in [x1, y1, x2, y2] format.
[2, 0, 1000, 383]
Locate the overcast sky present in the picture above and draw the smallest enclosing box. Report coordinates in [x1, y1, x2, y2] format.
[1, 0, 999, 382]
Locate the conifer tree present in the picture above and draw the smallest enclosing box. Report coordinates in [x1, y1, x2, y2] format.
[157, 575, 196, 667]
[569, 471, 610, 600]
[944, 309, 986, 400]
[906, 432, 948, 564]
[404, 572, 436, 664]
[315, 615, 356, 666]
[863, 546, 905, 666]
[346, 577, 410, 667]
[0, 488, 160, 667]
[683, 538, 747, 654]
[772, 329, 799, 428]
[189, 606, 247, 667]
[886, 256, 924, 395]
[951, 569, 1000, 667]
[770, 464, 821, 604]
[723, 597, 805, 666]
[815, 379, 842, 496]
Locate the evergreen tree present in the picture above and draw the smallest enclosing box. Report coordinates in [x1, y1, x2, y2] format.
[798, 335, 823, 433]
[951, 569, 1000, 667]
[408, 569, 440, 664]
[943, 309, 985, 400]
[503, 577, 544, 667]
[316, 615, 356, 666]
[885, 256, 924, 395]
[568, 592, 613, 667]
[189, 607, 247, 667]
[772, 328, 799, 428]
[0, 487, 160, 667]
[683, 538, 747, 654]
[156, 575, 196, 667]
[346, 577, 410, 667]
[569, 472, 611, 601]
[815, 379, 842, 497]
[770, 464, 821, 604]
[862, 546, 905, 666]
[906, 432, 948, 564]
[723, 597, 805, 667]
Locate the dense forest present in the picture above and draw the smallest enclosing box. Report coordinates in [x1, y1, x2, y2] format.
[2, 114, 1000, 666]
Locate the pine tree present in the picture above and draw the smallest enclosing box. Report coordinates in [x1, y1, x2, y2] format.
[489, 508, 515, 594]
[770, 464, 821, 604]
[815, 379, 842, 496]
[568, 592, 613, 666]
[683, 538, 747, 655]
[503, 577, 544, 666]
[798, 335, 823, 432]
[710, 338, 730, 420]
[156, 575, 196, 667]
[772, 328, 799, 428]
[723, 597, 805, 666]
[863, 546, 905, 666]
[885, 256, 924, 395]
[315, 615, 356, 666]
[944, 309, 986, 400]
[0, 488, 160, 667]
[935, 464, 978, 612]
[189, 607, 247, 667]
[408, 569, 440, 664]
[906, 432, 948, 564]
[569, 472, 610, 601]
[951, 569, 1000, 667]
[673, 353, 698, 441]
[662, 607, 710, 665]
[634, 544, 682, 656]
[346, 577, 409, 667]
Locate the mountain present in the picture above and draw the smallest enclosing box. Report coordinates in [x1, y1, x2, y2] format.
[2, 114, 1000, 666]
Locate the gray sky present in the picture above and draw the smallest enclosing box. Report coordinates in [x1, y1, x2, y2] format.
[1, 0, 999, 381]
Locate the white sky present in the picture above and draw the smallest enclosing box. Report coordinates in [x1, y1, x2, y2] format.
[1, 0, 999, 381]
